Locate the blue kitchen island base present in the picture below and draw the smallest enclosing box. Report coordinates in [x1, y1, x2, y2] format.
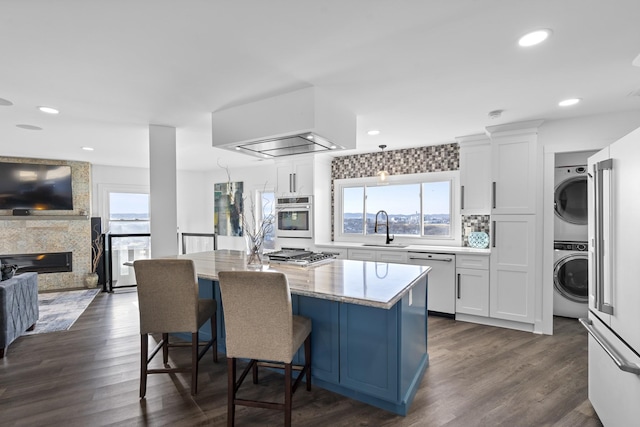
[195, 273, 428, 416]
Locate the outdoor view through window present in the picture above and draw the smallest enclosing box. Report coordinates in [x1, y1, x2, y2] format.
[342, 180, 451, 237]
[108, 192, 150, 288]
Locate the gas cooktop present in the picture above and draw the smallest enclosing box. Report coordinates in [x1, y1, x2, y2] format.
[266, 249, 336, 267]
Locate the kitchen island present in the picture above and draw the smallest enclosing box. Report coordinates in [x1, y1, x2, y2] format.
[175, 249, 431, 416]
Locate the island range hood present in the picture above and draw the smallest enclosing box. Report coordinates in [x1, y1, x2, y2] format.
[211, 87, 356, 158]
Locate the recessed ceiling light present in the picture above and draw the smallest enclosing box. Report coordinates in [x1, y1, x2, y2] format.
[37, 106, 59, 114]
[0, 97, 13, 106]
[82, 146, 94, 151]
[559, 98, 581, 107]
[16, 124, 43, 130]
[367, 130, 380, 136]
[488, 109, 504, 119]
[518, 29, 552, 47]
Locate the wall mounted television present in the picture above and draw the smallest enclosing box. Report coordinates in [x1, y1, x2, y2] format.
[0, 162, 73, 210]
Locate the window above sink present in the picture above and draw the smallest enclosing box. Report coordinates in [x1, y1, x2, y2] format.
[333, 170, 461, 246]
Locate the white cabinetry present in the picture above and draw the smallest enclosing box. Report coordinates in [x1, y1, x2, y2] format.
[489, 214, 536, 323]
[347, 248, 408, 263]
[484, 120, 542, 329]
[376, 250, 408, 264]
[457, 134, 491, 215]
[348, 248, 376, 261]
[276, 157, 313, 195]
[487, 120, 542, 215]
[455, 254, 489, 317]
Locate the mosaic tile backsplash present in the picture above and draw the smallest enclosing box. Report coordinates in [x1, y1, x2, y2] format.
[331, 143, 459, 179]
[0, 157, 92, 291]
[462, 215, 491, 247]
[330, 143, 460, 240]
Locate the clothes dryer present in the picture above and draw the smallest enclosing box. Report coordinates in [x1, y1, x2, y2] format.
[554, 165, 588, 241]
[553, 241, 588, 318]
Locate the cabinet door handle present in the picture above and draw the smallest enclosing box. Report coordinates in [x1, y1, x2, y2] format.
[492, 181, 496, 209]
[460, 185, 465, 210]
[290, 173, 296, 193]
[457, 273, 461, 299]
[492, 221, 496, 248]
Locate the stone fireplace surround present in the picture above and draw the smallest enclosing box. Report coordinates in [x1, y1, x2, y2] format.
[0, 157, 91, 291]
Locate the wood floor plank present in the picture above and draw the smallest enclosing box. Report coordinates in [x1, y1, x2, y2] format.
[0, 290, 602, 426]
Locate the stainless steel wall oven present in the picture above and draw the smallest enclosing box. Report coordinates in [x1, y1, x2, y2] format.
[275, 196, 313, 239]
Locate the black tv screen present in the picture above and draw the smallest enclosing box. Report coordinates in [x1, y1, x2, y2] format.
[0, 162, 73, 210]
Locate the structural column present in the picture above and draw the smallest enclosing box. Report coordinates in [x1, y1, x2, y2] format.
[149, 124, 178, 257]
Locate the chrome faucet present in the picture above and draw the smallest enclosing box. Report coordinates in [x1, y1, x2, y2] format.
[374, 210, 394, 245]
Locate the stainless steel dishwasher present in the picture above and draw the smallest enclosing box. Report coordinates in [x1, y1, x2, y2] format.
[408, 251, 456, 316]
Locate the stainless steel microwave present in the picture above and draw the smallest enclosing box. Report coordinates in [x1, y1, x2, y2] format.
[275, 196, 313, 239]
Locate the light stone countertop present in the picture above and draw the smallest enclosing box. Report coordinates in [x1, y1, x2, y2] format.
[315, 241, 491, 255]
[174, 250, 431, 309]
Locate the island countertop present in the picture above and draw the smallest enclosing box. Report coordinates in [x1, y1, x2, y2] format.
[175, 249, 430, 309]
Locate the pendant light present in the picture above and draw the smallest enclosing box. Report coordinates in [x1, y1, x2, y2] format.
[376, 145, 390, 182]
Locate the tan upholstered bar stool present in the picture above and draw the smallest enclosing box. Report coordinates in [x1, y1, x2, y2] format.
[133, 259, 218, 398]
[218, 271, 312, 427]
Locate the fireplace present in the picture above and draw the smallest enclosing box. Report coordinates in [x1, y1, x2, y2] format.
[0, 252, 72, 274]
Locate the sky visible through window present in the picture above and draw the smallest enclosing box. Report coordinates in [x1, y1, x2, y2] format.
[343, 183, 450, 215]
[109, 193, 149, 217]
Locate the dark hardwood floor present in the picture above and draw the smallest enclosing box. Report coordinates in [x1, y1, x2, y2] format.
[0, 290, 602, 426]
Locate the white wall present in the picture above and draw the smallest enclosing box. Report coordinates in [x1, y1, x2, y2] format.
[538, 110, 640, 334]
[91, 162, 277, 252]
[202, 163, 277, 251]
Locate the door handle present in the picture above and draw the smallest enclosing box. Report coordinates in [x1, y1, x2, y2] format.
[460, 185, 465, 210]
[580, 318, 640, 374]
[408, 257, 453, 262]
[492, 181, 496, 209]
[594, 159, 614, 315]
[492, 221, 496, 248]
[289, 173, 296, 193]
[457, 273, 461, 299]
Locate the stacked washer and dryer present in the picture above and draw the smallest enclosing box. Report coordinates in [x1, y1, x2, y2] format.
[553, 164, 589, 318]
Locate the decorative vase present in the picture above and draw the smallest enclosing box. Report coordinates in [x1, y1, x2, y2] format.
[245, 235, 264, 268]
[85, 272, 99, 288]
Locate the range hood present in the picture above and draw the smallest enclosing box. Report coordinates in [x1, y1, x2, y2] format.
[211, 87, 356, 158]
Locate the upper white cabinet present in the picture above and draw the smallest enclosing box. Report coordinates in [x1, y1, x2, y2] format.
[489, 214, 536, 323]
[486, 120, 542, 215]
[457, 134, 491, 215]
[276, 157, 314, 195]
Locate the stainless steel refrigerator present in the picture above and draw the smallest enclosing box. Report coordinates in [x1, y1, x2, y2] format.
[582, 127, 640, 425]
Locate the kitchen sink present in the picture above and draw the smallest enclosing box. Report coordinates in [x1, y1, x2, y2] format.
[362, 243, 409, 248]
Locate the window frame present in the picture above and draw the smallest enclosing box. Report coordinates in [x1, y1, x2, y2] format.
[334, 171, 461, 245]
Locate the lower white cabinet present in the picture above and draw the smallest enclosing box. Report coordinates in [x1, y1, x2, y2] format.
[348, 248, 376, 261]
[489, 214, 536, 323]
[376, 250, 408, 263]
[347, 248, 408, 263]
[455, 254, 489, 317]
[456, 268, 489, 317]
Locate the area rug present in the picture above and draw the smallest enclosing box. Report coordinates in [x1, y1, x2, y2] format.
[23, 288, 100, 335]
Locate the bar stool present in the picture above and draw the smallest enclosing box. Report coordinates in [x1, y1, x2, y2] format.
[134, 258, 218, 397]
[218, 270, 312, 427]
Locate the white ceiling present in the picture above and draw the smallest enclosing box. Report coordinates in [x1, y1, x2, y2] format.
[1, 1, 639, 171]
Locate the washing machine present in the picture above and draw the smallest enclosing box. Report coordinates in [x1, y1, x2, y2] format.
[553, 241, 588, 318]
[554, 165, 588, 241]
